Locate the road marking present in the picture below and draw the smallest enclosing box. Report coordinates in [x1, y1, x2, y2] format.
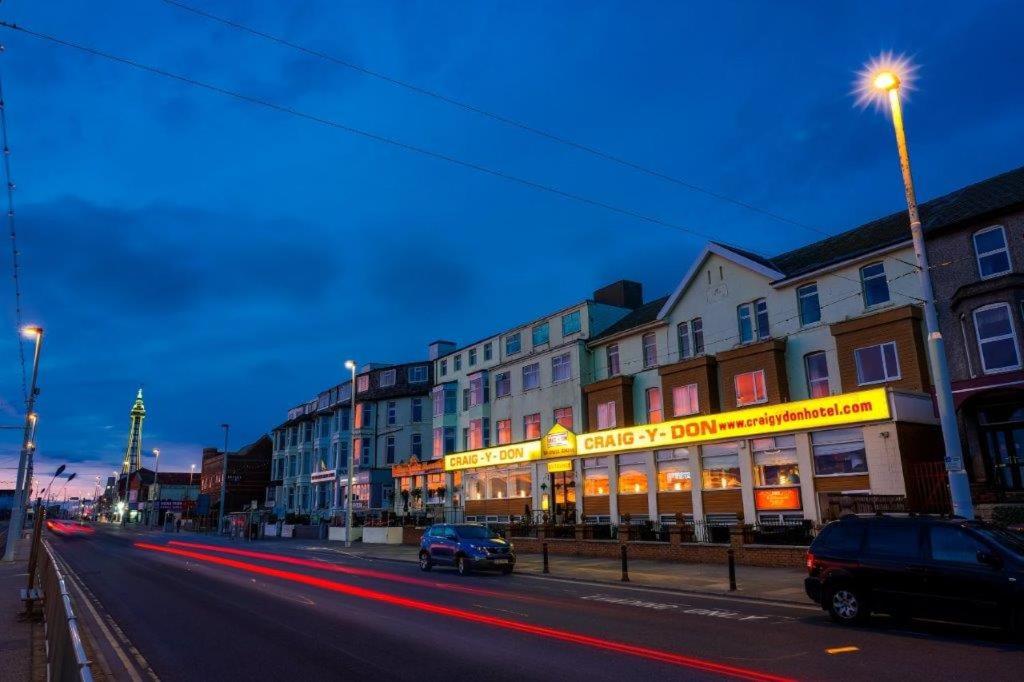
[825, 646, 859, 655]
[581, 594, 774, 622]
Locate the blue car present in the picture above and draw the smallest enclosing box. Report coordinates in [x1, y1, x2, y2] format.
[419, 523, 515, 575]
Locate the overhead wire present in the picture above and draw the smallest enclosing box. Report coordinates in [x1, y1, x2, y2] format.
[0, 73, 27, 405]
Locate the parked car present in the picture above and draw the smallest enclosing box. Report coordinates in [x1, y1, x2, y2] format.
[419, 523, 515, 575]
[805, 514, 1024, 631]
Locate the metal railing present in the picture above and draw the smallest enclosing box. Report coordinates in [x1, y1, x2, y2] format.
[741, 521, 816, 546]
[38, 541, 94, 682]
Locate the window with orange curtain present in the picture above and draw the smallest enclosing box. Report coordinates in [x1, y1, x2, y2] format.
[583, 457, 609, 495]
[618, 466, 648, 495]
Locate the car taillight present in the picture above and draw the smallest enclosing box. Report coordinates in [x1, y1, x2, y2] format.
[805, 551, 816, 573]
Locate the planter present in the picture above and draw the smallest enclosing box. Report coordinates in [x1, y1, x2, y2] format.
[262, 522, 279, 538]
[327, 527, 362, 542]
[293, 525, 322, 540]
[280, 524, 295, 538]
[362, 527, 403, 544]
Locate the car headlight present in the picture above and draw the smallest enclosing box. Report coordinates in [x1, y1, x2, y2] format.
[470, 544, 490, 555]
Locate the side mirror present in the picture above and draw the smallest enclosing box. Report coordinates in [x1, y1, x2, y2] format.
[977, 550, 1003, 569]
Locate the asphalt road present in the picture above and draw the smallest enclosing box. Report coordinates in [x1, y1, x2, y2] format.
[48, 524, 1024, 682]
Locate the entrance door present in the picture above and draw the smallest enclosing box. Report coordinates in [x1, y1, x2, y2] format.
[550, 471, 576, 523]
[980, 405, 1024, 490]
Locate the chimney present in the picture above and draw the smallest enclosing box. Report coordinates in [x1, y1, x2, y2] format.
[593, 280, 643, 309]
[428, 340, 457, 360]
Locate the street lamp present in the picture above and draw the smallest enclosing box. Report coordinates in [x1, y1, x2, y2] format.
[864, 56, 973, 519]
[189, 463, 196, 524]
[151, 448, 161, 529]
[219, 423, 230, 534]
[3, 325, 43, 562]
[344, 359, 357, 548]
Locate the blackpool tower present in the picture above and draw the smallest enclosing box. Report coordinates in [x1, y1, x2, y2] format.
[120, 388, 146, 476]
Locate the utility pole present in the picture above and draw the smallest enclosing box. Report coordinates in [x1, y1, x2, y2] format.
[150, 449, 160, 529]
[344, 360, 357, 548]
[3, 326, 42, 563]
[219, 424, 230, 534]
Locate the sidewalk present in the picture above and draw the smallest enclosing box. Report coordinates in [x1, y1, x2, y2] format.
[0, 532, 42, 682]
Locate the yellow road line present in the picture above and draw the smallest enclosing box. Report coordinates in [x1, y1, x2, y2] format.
[826, 646, 860, 655]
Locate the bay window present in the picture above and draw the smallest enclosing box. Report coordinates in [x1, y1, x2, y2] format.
[618, 453, 648, 494]
[597, 400, 616, 429]
[656, 448, 691, 492]
[646, 386, 663, 423]
[973, 303, 1021, 373]
[672, 383, 699, 417]
[735, 369, 767, 406]
[583, 457, 609, 496]
[854, 341, 900, 385]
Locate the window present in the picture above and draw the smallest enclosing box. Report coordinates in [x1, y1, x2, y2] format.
[562, 310, 581, 336]
[656, 449, 691, 492]
[929, 526, 989, 564]
[379, 369, 396, 388]
[864, 523, 920, 559]
[672, 383, 699, 417]
[597, 401, 616, 429]
[522, 363, 540, 391]
[797, 283, 821, 326]
[860, 262, 890, 307]
[974, 225, 1012, 278]
[552, 353, 571, 383]
[468, 348, 477, 366]
[854, 341, 900, 385]
[483, 342, 493, 361]
[357, 375, 369, 392]
[495, 371, 511, 398]
[554, 407, 573, 430]
[583, 457, 609, 495]
[973, 303, 1021, 373]
[607, 344, 620, 376]
[804, 351, 830, 398]
[453, 354, 462, 372]
[751, 435, 799, 487]
[737, 299, 769, 342]
[339, 410, 349, 431]
[692, 317, 704, 355]
[505, 333, 521, 355]
[411, 398, 423, 423]
[532, 323, 549, 346]
[618, 454, 648, 494]
[677, 321, 691, 359]
[646, 387, 663, 423]
[524, 413, 541, 439]
[444, 427, 455, 455]
[735, 369, 767, 406]
[432, 427, 455, 458]
[408, 365, 428, 383]
[443, 385, 457, 414]
[642, 332, 657, 368]
[385, 435, 396, 464]
[812, 428, 867, 475]
[386, 401, 397, 425]
[432, 428, 442, 458]
[496, 419, 512, 445]
[701, 442, 741, 489]
[338, 441, 348, 466]
[411, 433, 422, 458]
[468, 419, 484, 450]
[469, 373, 488, 406]
[439, 359, 447, 377]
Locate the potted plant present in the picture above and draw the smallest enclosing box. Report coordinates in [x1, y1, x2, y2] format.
[435, 485, 447, 502]
[410, 488, 423, 507]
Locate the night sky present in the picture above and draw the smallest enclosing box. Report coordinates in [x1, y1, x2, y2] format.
[0, 1, 1020, 498]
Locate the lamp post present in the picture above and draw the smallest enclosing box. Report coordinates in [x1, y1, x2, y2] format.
[111, 469, 119, 522]
[4, 325, 43, 562]
[150, 448, 160, 529]
[344, 360, 357, 548]
[869, 65, 973, 519]
[189, 463, 196, 523]
[219, 423, 230, 534]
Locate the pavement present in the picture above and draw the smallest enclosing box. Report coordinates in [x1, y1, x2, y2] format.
[0, 524, 41, 682]
[42, 522, 1024, 681]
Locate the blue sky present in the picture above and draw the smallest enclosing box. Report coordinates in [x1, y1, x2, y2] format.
[0, 0, 1020, 497]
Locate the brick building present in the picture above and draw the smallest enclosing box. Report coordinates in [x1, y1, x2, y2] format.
[201, 435, 272, 517]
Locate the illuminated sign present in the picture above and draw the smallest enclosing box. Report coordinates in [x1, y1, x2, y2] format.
[542, 423, 577, 458]
[444, 441, 542, 472]
[755, 488, 802, 511]
[547, 459, 573, 473]
[310, 471, 337, 484]
[578, 389, 889, 456]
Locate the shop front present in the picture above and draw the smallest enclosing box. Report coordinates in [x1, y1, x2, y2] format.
[445, 388, 945, 530]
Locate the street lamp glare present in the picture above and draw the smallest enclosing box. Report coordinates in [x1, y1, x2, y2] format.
[872, 70, 900, 91]
[20, 325, 42, 338]
[854, 51, 916, 110]
[344, 359, 356, 371]
[153, 448, 160, 457]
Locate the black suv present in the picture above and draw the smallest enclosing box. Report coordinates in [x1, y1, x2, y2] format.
[805, 514, 1024, 630]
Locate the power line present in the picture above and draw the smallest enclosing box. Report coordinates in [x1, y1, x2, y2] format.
[159, 0, 832, 238]
[0, 74, 27, 405]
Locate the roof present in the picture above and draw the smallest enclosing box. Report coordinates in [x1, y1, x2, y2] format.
[771, 164, 1024, 280]
[156, 472, 195, 485]
[591, 295, 669, 342]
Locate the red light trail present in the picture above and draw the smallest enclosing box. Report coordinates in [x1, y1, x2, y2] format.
[135, 541, 794, 682]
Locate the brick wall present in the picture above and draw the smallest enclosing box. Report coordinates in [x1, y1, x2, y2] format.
[658, 355, 720, 416]
[583, 375, 634, 428]
[715, 339, 789, 410]
[830, 304, 930, 393]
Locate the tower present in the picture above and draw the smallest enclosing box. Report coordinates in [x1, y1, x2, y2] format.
[121, 388, 146, 476]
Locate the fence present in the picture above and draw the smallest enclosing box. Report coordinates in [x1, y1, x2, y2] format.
[742, 521, 817, 546]
[823, 492, 908, 520]
[37, 541, 94, 682]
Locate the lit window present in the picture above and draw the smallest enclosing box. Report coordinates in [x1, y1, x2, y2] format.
[407, 365, 428, 383]
[973, 225, 1012, 279]
[702, 442, 741, 489]
[618, 464, 648, 495]
[496, 419, 512, 445]
[973, 303, 1021, 373]
[379, 369, 396, 388]
[522, 363, 540, 391]
[562, 310, 581, 336]
[677, 321, 691, 359]
[692, 317, 704, 355]
[854, 341, 900, 385]
[860, 262, 890, 307]
[495, 371, 511, 398]
[607, 344, 620, 376]
[646, 387, 663, 423]
[523, 413, 541, 439]
[656, 449, 691, 492]
[532, 323, 549, 346]
[642, 332, 657, 368]
[804, 351, 830, 398]
[356, 375, 369, 392]
[505, 333, 521, 355]
[468, 419, 484, 450]
[597, 401, 616, 429]
[797, 283, 821, 326]
[469, 373, 487, 406]
[672, 383, 699, 416]
[735, 369, 767, 406]
[583, 458, 609, 496]
[554, 407, 573, 430]
[751, 435, 799, 486]
[552, 353, 571, 383]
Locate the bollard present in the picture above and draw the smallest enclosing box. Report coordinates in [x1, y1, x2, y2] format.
[620, 544, 630, 582]
[727, 548, 737, 591]
[542, 542, 550, 574]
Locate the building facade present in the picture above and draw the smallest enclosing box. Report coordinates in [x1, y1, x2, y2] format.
[200, 436, 273, 517]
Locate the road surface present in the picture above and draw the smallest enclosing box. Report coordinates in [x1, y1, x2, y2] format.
[48, 524, 1024, 681]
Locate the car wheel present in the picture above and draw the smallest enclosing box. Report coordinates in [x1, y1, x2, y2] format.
[418, 551, 432, 572]
[456, 555, 471, 576]
[828, 585, 868, 625]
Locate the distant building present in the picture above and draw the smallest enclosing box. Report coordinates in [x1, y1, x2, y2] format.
[201, 436, 273, 517]
[144, 472, 200, 524]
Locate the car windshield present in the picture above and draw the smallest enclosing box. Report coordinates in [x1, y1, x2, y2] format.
[455, 526, 499, 540]
[974, 527, 1024, 558]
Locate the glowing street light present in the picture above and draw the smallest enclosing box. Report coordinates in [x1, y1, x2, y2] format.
[858, 54, 973, 519]
[151, 448, 161, 529]
[4, 325, 44, 562]
[343, 359, 357, 548]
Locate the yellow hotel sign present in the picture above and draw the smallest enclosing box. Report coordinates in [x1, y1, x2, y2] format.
[444, 441, 541, 472]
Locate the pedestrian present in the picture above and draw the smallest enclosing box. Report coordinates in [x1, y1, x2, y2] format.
[176, 517, 182, 533]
